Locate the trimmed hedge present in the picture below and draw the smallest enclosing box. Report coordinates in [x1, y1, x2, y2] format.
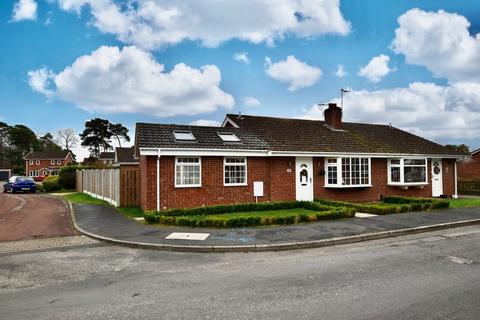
[58, 166, 77, 189]
[42, 176, 61, 192]
[316, 197, 449, 215]
[151, 201, 332, 217]
[144, 207, 355, 228]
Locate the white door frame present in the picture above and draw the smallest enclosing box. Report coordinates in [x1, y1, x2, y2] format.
[295, 157, 314, 201]
[431, 158, 443, 197]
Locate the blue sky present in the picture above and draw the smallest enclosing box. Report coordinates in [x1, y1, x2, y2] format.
[1, 0, 480, 159]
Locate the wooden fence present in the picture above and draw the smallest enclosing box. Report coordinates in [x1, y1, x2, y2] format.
[458, 180, 480, 195]
[76, 168, 140, 207]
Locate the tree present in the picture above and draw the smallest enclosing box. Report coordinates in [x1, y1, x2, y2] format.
[109, 123, 130, 148]
[80, 118, 112, 157]
[0, 122, 11, 164]
[39, 133, 62, 151]
[8, 124, 41, 171]
[445, 144, 470, 155]
[56, 128, 78, 151]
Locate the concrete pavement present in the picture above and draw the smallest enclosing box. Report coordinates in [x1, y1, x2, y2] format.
[1, 225, 479, 319]
[71, 203, 480, 251]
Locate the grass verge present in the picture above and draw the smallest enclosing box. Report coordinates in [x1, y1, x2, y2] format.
[447, 198, 480, 208]
[63, 192, 144, 218]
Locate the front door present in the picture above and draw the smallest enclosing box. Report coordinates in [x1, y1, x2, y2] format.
[431, 159, 443, 197]
[296, 157, 313, 201]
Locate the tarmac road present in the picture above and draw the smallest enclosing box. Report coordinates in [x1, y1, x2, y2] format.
[0, 192, 78, 241]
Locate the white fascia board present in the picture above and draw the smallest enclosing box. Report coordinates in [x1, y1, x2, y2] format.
[139, 148, 160, 156]
[160, 148, 268, 157]
[221, 116, 239, 128]
[268, 151, 464, 159]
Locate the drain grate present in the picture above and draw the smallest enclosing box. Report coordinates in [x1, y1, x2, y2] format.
[446, 256, 474, 265]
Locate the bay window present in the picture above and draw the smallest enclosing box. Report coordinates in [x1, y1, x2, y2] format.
[224, 157, 247, 186]
[388, 158, 427, 185]
[325, 157, 371, 187]
[175, 157, 201, 187]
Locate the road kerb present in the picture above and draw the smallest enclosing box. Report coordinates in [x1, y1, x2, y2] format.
[65, 201, 480, 253]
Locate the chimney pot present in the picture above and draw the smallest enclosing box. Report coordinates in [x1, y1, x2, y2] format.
[324, 103, 342, 129]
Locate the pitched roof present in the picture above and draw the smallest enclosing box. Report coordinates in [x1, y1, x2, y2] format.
[471, 148, 480, 156]
[24, 150, 70, 160]
[135, 123, 269, 150]
[98, 152, 115, 159]
[223, 114, 461, 155]
[115, 147, 138, 163]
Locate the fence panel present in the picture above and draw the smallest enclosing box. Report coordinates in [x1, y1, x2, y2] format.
[120, 168, 140, 207]
[77, 169, 120, 206]
[458, 180, 480, 195]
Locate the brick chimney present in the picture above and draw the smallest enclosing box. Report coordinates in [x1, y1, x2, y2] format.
[324, 103, 342, 129]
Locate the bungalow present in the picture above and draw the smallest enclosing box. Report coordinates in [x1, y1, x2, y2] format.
[458, 148, 480, 180]
[135, 103, 463, 211]
[25, 150, 73, 178]
[98, 152, 115, 165]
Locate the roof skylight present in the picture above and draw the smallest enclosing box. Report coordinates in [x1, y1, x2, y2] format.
[218, 132, 240, 142]
[173, 131, 196, 141]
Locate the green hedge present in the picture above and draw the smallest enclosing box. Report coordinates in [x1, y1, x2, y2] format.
[58, 166, 77, 189]
[144, 207, 355, 228]
[151, 201, 332, 217]
[316, 197, 449, 215]
[42, 176, 61, 192]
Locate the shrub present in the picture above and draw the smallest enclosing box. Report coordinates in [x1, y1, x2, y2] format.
[42, 176, 61, 192]
[58, 166, 77, 189]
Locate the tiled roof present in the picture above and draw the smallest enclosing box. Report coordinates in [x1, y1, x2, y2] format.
[224, 114, 462, 156]
[24, 150, 70, 160]
[115, 147, 138, 163]
[134, 114, 462, 156]
[98, 152, 115, 159]
[471, 148, 480, 156]
[135, 123, 269, 150]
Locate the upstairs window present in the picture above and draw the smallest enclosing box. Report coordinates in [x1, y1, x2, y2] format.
[29, 160, 34, 165]
[175, 157, 201, 187]
[224, 157, 247, 186]
[35, 160, 40, 165]
[173, 131, 195, 141]
[388, 158, 427, 185]
[218, 132, 240, 142]
[325, 157, 371, 187]
[51, 160, 55, 165]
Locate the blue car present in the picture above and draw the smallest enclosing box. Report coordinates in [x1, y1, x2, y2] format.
[3, 176, 36, 193]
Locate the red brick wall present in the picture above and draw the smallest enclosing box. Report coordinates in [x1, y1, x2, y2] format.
[458, 153, 480, 180]
[139, 155, 456, 211]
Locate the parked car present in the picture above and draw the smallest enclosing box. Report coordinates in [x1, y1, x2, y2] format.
[33, 175, 47, 182]
[3, 176, 36, 193]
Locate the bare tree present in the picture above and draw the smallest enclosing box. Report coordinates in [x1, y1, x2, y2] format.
[56, 128, 78, 151]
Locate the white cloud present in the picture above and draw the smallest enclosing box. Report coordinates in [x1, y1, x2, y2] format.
[27, 67, 55, 98]
[334, 64, 346, 77]
[28, 46, 234, 117]
[56, 0, 350, 50]
[189, 119, 221, 127]
[233, 52, 250, 64]
[265, 55, 322, 91]
[11, 0, 37, 22]
[392, 9, 480, 83]
[303, 82, 480, 141]
[358, 54, 393, 83]
[243, 96, 261, 107]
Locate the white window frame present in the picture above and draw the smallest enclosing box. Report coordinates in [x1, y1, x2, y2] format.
[223, 157, 247, 186]
[388, 158, 428, 186]
[175, 157, 202, 188]
[51, 160, 55, 165]
[324, 157, 371, 188]
[218, 132, 241, 142]
[173, 131, 196, 141]
[29, 160, 34, 165]
[57, 160, 62, 165]
[35, 160, 40, 165]
[29, 170, 34, 177]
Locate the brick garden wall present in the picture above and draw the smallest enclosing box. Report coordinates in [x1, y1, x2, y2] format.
[139, 155, 457, 211]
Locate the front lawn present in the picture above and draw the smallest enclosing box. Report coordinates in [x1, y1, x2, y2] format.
[447, 198, 480, 208]
[63, 192, 143, 218]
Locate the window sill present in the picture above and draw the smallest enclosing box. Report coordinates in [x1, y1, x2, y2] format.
[324, 184, 372, 188]
[224, 183, 248, 187]
[175, 185, 202, 188]
[388, 183, 428, 189]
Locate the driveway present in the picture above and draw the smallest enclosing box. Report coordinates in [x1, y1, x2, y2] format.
[0, 192, 78, 242]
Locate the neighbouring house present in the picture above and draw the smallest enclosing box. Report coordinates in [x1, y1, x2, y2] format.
[81, 156, 98, 166]
[24, 150, 74, 178]
[98, 152, 115, 165]
[0, 162, 12, 181]
[115, 146, 139, 169]
[135, 103, 463, 211]
[458, 148, 480, 180]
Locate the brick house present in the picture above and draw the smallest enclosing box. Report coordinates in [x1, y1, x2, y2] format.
[135, 103, 463, 211]
[98, 152, 115, 165]
[25, 150, 73, 178]
[458, 148, 480, 180]
[115, 146, 139, 169]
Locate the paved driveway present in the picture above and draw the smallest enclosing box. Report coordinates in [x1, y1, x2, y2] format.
[0, 193, 78, 242]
